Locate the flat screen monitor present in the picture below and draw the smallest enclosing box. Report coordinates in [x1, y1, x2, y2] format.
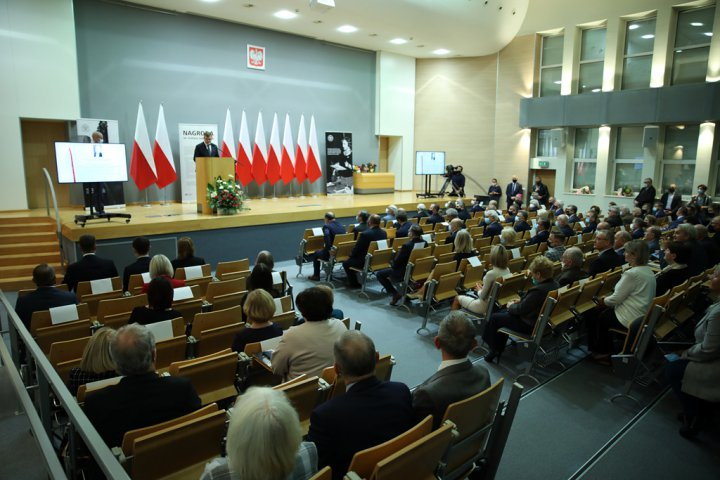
[54, 142, 129, 183]
[415, 151, 446, 175]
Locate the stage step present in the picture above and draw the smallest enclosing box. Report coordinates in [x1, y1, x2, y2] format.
[0, 242, 61, 256]
[0, 231, 57, 245]
[0, 273, 64, 291]
[0, 222, 55, 234]
[0, 252, 61, 267]
[0, 262, 63, 279]
[0, 216, 54, 226]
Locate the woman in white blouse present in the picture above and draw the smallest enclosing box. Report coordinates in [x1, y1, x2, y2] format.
[589, 239, 656, 363]
[452, 245, 511, 315]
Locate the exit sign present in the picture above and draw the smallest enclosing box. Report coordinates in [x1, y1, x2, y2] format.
[538, 161, 550, 168]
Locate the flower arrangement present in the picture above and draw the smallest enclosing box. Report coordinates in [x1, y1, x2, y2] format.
[207, 175, 246, 214]
[574, 186, 592, 194]
[352, 163, 377, 173]
[619, 185, 634, 197]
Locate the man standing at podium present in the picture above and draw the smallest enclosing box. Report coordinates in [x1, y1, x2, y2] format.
[193, 131, 219, 161]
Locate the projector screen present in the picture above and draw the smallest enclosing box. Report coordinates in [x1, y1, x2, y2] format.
[415, 151, 446, 175]
[55, 143, 129, 184]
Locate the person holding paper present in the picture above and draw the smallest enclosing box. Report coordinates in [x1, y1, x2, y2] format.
[171, 237, 206, 271]
[309, 212, 346, 281]
[452, 245, 510, 315]
[15, 264, 77, 329]
[123, 236, 151, 292]
[232, 289, 283, 353]
[68, 328, 118, 395]
[555, 247, 589, 287]
[129, 277, 182, 326]
[62, 234, 118, 292]
[377, 225, 427, 306]
[343, 215, 387, 289]
[140, 255, 185, 294]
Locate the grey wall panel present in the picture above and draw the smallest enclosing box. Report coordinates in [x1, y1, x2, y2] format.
[656, 84, 714, 124]
[564, 93, 606, 127]
[607, 89, 658, 125]
[73, 0, 377, 204]
[520, 96, 565, 128]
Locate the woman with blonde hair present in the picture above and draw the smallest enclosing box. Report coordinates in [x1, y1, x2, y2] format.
[452, 244, 510, 315]
[453, 229, 477, 268]
[171, 236, 205, 270]
[201, 387, 318, 480]
[232, 289, 283, 353]
[141, 254, 185, 293]
[68, 328, 117, 395]
[499, 227, 517, 247]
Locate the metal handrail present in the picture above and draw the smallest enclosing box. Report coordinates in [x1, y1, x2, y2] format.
[41, 167, 65, 266]
[0, 290, 131, 480]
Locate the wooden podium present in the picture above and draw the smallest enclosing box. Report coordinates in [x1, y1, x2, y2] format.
[195, 157, 235, 214]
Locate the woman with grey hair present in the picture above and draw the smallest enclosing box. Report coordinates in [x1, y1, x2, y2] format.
[590, 240, 656, 363]
[141, 254, 185, 293]
[201, 387, 318, 480]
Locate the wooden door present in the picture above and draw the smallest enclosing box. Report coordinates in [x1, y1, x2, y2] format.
[21, 120, 71, 208]
[531, 169, 556, 200]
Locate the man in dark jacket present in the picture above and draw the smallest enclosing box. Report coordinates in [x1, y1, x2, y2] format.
[526, 219, 551, 246]
[660, 184, 682, 217]
[506, 176, 523, 209]
[63, 234, 118, 292]
[377, 225, 426, 305]
[514, 210, 532, 233]
[307, 331, 416, 480]
[634, 178, 656, 209]
[309, 212, 346, 281]
[695, 224, 720, 266]
[532, 176, 549, 206]
[15, 264, 77, 329]
[483, 211, 503, 238]
[394, 211, 412, 238]
[674, 224, 708, 276]
[343, 215, 387, 288]
[352, 210, 370, 239]
[589, 230, 624, 277]
[427, 204, 444, 226]
[122, 236, 151, 292]
[556, 247, 589, 287]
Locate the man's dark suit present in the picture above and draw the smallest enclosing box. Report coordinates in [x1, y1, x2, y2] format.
[567, 214, 580, 224]
[532, 182, 549, 205]
[588, 249, 623, 277]
[445, 230, 458, 245]
[122, 256, 151, 292]
[412, 360, 490, 429]
[606, 215, 623, 228]
[505, 181, 523, 207]
[307, 377, 416, 480]
[312, 220, 346, 277]
[353, 222, 369, 240]
[666, 216, 685, 230]
[526, 230, 550, 246]
[62, 254, 118, 292]
[84, 373, 200, 448]
[635, 185, 656, 207]
[559, 225, 575, 238]
[582, 221, 598, 234]
[193, 142, 219, 161]
[395, 221, 411, 238]
[457, 209, 471, 221]
[686, 240, 709, 276]
[483, 221, 502, 238]
[377, 238, 426, 294]
[15, 287, 77, 329]
[514, 220, 531, 233]
[343, 227, 388, 286]
[427, 213, 444, 226]
[660, 191, 682, 214]
[700, 237, 720, 266]
[556, 266, 589, 287]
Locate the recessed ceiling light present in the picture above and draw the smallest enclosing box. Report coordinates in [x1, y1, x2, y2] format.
[641, 34, 654, 39]
[432, 48, 450, 55]
[390, 38, 408, 45]
[628, 24, 640, 30]
[337, 25, 358, 33]
[274, 9, 297, 19]
[676, 49, 683, 53]
[690, 22, 704, 27]
[704, 32, 713, 37]
[591, 88, 601, 93]
[553, 81, 562, 85]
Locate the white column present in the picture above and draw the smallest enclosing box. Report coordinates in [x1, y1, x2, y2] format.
[560, 26, 579, 95]
[694, 122, 715, 188]
[651, 6, 674, 88]
[595, 126, 612, 195]
[603, 18, 622, 91]
[641, 126, 660, 186]
[706, 4, 720, 82]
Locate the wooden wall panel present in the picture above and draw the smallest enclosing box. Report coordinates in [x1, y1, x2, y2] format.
[21, 120, 71, 209]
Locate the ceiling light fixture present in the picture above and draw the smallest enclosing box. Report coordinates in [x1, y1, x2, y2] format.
[553, 80, 562, 85]
[641, 34, 654, 39]
[591, 88, 601, 93]
[628, 24, 640, 30]
[690, 22, 704, 27]
[274, 9, 297, 19]
[337, 25, 358, 33]
[704, 32, 713, 37]
[390, 38, 408, 45]
[432, 48, 450, 55]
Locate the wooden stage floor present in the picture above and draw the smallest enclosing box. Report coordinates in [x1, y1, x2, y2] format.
[2, 192, 433, 241]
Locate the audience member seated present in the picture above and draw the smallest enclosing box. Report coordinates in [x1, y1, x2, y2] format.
[353, 210, 370, 239]
[416, 203, 429, 218]
[606, 207, 623, 228]
[505, 205, 518, 224]
[644, 214, 658, 227]
[294, 285, 345, 324]
[544, 231, 566, 262]
[140, 254, 185, 294]
[122, 236, 151, 292]
[644, 226, 662, 255]
[445, 207, 459, 223]
[664, 265, 720, 439]
[551, 199, 564, 217]
[247, 263, 279, 297]
[470, 198, 484, 214]
[651, 201, 667, 218]
[695, 224, 720, 266]
[582, 211, 598, 234]
[566, 205, 580, 224]
[309, 212, 345, 281]
[413, 312, 491, 428]
[614, 230, 632, 259]
[526, 219, 551, 246]
[589, 230, 623, 277]
[631, 218, 645, 239]
[514, 210, 532, 232]
[674, 224, 708, 276]
[84, 324, 201, 447]
[620, 207, 633, 226]
[68, 328, 117, 395]
[129, 277, 182, 326]
[632, 207, 645, 221]
[232, 289, 282, 353]
[171, 236, 205, 271]
[483, 211, 502, 238]
[554, 214, 573, 238]
[63, 234, 118, 292]
[307, 331, 416, 480]
[660, 183, 682, 216]
[394, 211, 411, 238]
[445, 218, 464, 244]
[272, 287, 346, 381]
[482, 256, 559, 364]
[452, 245, 510, 316]
[590, 240, 655, 363]
[201, 387, 317, 480]
[427, 204, 444, 225]
[666, 206, 688, 230]
[255, 250, 275, 271]
[453, 230, 477, 268]
[556, 247, 588, 287]
[342, 214, 387, 289]
[655, 241, 692, 296]
[377, 225, 426, 306]
[499, 227, 517, 248]
[711, 216, 720, 246]
[15, 264, 77, 329]
[456, 200, 471, 221]
[382, 204, 397, 222]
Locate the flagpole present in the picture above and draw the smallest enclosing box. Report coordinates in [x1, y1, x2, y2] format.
[143, 189, 151, 208]
[272, 183, 277, 200]
[288, 181, 295, 199]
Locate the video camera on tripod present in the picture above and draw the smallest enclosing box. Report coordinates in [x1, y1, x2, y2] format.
[443, 164, 463, 177]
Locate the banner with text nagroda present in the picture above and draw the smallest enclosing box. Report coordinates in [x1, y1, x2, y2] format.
[178, 124, 217, 204]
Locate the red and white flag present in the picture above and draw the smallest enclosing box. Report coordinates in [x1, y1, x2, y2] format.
[130, 102, 157, 190]
[266, 113, 281, 186]
[280, 114, 295, 185]
[221, 108, 236, 159]
[235, 111, 253, 186]
[307, 115, 322, 183]
[152, 105, 176, 189]
[252, 112, 268, 185]
[295, 114, 308, 184]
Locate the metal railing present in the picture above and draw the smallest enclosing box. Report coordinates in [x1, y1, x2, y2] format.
[0, 290, 130, 480]
[42, 167, 66, 266]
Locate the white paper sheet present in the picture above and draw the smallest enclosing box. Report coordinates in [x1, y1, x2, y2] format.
[421, 234, 432, 243]
[498, 215, 505, 222]
[173, 286, 194, 301]
[441, 222, 449, 227]
[274, 297, 285, 313]
[184, 265, 204, 280]
[531, 219, 538, 227]
[413, 242, 426, 250]
[85, 376, 121, 392]
[468, 256, 481, 267]
[312, 227, 323, 236]
[145, 319, 175, 342]
[376, 239, 388, 250]
[502, 273, 514, 279]
[511, 248, 521, 259]
[530, 228, 537, 237]
[261, 335, 282, 353]
[49, 304, 80, 325]
[90, 278, 113, 295]
[578, 277, 590, 286]
[271, 271, 282, 285]
[141, 272, 151, 283]
[579, 221, 586, 228]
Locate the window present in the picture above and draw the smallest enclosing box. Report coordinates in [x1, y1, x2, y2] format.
[579, 28, 606, 94]
[537, 129, 559, 157]
[622, 18, 656, 89]
[672, 7, 716, 85]
[662, 125, 699, 195]
[573, 128, 598, 190]
[613, 127, 645, 192]
[540, 35, 564, 96]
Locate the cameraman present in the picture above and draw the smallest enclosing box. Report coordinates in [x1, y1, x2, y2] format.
[448, 165, 465, 197]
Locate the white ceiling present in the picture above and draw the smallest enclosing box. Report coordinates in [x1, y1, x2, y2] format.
[123, 0, 530, 57]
